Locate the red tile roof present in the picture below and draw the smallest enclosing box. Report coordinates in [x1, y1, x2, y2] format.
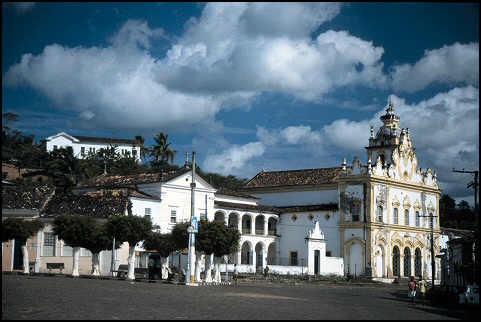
[40, 194, 129, 218]
[2, 186, 55, 211]
[242, 167, 344, 188]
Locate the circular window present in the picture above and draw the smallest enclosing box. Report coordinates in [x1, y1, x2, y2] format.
[308, 214, 314, 221]
[324, 214, 331, 221]
[291, 214, 297, 222]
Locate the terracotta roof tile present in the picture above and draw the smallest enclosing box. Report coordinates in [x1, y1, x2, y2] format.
[2, 186, 55, 211]
[83, 187, 159, 200]
[242, 167, 344, 188]
[215, 187, 259, 199]
[278, 204, 338, 212]
[77, 168, 191, 188]
[40, 194, 129, 218]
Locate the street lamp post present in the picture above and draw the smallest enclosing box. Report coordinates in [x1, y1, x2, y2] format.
[187, 151, 197, 285]
[420, 192, 436, 288]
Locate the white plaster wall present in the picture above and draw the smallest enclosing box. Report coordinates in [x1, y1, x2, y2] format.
[254, 189, 338, 207]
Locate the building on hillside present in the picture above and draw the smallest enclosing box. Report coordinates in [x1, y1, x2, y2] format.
[44, 132, 142, 163]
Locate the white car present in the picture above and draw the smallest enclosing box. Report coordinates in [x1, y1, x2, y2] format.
[460, 284, 479, 306]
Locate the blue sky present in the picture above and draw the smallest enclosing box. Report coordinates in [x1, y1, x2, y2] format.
[2, 2, 479, 205]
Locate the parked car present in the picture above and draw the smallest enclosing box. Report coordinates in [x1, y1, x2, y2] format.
[426, 285, 465, 305]
[460, 284, 479, 306]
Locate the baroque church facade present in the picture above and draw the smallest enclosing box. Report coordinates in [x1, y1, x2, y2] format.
[240, 101, 441, 280]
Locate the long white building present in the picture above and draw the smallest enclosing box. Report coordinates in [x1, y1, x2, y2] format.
[44, 132, 142, 163]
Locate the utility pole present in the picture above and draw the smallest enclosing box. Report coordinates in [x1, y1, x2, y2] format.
[452, 168, 479, 284]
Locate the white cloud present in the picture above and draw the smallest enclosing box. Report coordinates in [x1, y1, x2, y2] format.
[202, 142, 265, 175]
[392, 42, 479, 93]
[2, 3, 391, 134]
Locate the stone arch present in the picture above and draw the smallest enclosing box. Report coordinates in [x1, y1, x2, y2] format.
[267, 242, 278, 265]
[374, 243, 386, 278]
[254, 214, 265, 235]
[228, 212, 239, 228]
[214, 211, 226, 223]
[345, 237, 365, 276]
[242, 213, 253, 234]
[403, 246, 412, 277]
[240, 240, 253, 265]
[267, 216, 278, 236]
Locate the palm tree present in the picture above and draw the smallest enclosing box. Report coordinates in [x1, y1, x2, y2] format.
[135, 135, 149, 162]
[149, 131, 177, 165]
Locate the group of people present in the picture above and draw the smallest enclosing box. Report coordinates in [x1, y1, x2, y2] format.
[408, 276, 428, 307]
[148, 256, 162, 279]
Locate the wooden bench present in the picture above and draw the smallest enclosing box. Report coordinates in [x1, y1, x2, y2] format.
[111, 264, 128, 277]
[46, 263, 65, 274]
[134, 267, 149, 278]
[29, 261, 36, 272]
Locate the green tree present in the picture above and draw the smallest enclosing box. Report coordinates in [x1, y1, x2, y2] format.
[78, 219, 115, 276]
[45, 146, 85, 192]
[2, 218, 44, 274]
[53, 215, 93, 276]
[196, 219, 240, 283]
[143, 232, 177, 279]
[149, 131, 177, 165]
[135, 135, 149, 162]
[106, 215, 153, 280]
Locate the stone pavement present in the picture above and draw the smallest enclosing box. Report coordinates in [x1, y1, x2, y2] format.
[3, 272, 478, 320]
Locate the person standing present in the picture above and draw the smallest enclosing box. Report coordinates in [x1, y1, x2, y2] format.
[148, 256, 155, 279]
[408, 276, 417, 306]
[417, 276, 428, 307]
[155, 257, 162, 280]
[233, 264, 239, 285]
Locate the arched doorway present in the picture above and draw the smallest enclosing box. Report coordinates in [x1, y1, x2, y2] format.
[241, 242, 251, 265]
[392, 246, 400, 276]
[403, 247, 411, 277]
[414, 248, 422, 277]
[314, 250, 320, 274]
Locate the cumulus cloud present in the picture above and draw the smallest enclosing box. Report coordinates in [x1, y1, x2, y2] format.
[202, 142, 265, 175]
[391, 42, 479, 93]
[2, 2, 391, 134]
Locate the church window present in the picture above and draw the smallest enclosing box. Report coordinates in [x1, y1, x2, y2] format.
[404, 209, 409, 226]
[351, 203, 360, 222]
[377, 206, 383, 222]
[415, 211, 420, 227]
[393, 208, 398, 224]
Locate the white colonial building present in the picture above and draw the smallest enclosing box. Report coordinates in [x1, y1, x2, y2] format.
[44, 132, 142, 163]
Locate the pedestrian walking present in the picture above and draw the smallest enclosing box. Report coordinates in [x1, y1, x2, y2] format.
[417, 276, 428, 307]
[233, 264, 239, 285]
[408, 276, 417, 306]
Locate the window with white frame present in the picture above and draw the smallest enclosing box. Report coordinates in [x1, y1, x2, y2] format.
[145, 208, 151, 221]
[43, 232, 56, 256]
[404, 209, 409, 226]
[170, 210, 177, 223]
[393, 208, 398, 224]
[81, 147, 85, 156]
